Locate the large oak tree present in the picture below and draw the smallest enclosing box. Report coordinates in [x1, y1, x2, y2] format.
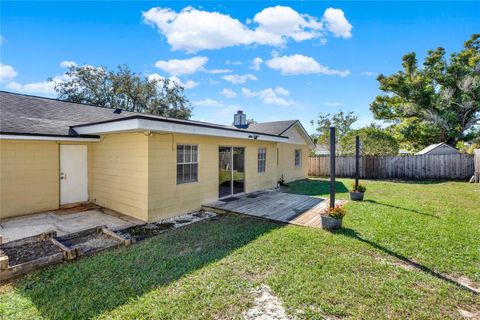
[370, 34, 480, 150]
[52, 65, 192, 119]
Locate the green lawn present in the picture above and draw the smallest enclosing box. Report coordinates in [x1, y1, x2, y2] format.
[1, 179, 479, 319]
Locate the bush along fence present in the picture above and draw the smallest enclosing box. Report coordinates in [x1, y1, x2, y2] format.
[308, 153, 474, 180]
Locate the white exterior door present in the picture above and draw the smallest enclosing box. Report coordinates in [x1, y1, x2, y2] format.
[60, 145, 88, 205]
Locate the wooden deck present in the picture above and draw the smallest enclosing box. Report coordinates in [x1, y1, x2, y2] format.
[202, 190, 345, 228]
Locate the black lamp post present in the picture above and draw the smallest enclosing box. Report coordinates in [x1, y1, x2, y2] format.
[330, 126, 336, 208]
[355, 135, 360, 190]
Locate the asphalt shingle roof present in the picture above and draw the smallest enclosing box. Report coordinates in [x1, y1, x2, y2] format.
[415, 142, 457, 155]
[247, 120, 298, 136]
[0, 91, 136, 136]
[0, 91, 299, 138]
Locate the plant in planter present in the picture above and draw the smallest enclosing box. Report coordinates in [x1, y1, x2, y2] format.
[277, 174, 288, 187]
[350, 183, 367, 201]
[321, 205, 346, 230]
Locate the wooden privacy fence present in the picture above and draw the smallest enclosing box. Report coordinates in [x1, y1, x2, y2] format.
[308, 154, 474, 180]
[473, 149, 480, 182]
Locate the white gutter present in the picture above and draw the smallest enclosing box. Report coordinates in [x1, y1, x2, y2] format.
[73, 118, 288, 143]
[0, 134, 100, 142]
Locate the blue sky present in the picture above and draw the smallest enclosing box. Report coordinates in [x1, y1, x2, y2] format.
[1, 1, 479, 133]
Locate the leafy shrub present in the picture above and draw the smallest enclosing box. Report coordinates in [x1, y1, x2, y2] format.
[352, 183, 367, 192]
[278, 174, 287, 187]
[325, 205, 347, 219]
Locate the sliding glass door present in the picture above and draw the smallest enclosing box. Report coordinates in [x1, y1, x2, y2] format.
[219, 146, 245, 198]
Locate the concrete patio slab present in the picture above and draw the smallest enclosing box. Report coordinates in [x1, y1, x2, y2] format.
[0, 208, 141, 243]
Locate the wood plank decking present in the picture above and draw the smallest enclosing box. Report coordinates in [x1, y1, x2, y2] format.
[202, 190, 346, 228]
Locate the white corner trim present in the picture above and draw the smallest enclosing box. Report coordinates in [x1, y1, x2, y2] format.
[0, 134, 100, 142]
[73, 118, 288, 143]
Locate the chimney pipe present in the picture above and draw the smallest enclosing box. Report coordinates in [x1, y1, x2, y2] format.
[233, 110, 248, 129]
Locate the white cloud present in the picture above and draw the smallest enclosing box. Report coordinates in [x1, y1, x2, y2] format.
[266, 54, 350, 77]
[59, 60, 77, 68]
[225, 60, 243, 65]
[222, 74, 257, 84]
[0, 63, 17, 81]
[2, 64, 107, 96]
[253, 6, 323, 42]
[242, 86, 293, 106]
[142, 6, 352, 52]
[360, 71, 378, 77]
[323, 101, 342, 107]
[220, 88, 237, 98]
[147, 73, 199, 89]
[6, 81, 56, 95]
[154, 56, 208, 75]
[323, 8, 352, 38]
[5, 72, 70, 96]
[172, 76, 199, 89]
[250, 57, 263, 71]
[206, 68, 232, 74]
[143, 7, 279, 52]
[193, 98, 223, 107]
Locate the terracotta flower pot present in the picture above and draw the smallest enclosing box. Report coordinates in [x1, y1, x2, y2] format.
[321, 215, 342, 230]
[350, 191, 365, 201]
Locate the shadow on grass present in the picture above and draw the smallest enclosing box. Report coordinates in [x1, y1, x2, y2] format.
[377, 179, 451, 185]
[309, 176, 453, 185]
[286, 178, 349, 196]
[364, 199, 439, 219]
[336, 228, 478, 295]
[14, 215, 282, 320]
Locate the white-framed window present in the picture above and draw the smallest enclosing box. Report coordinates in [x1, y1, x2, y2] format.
[258, 147, 266, 173]
[294, 149, 302, 167]
[177, 144, 198, 184]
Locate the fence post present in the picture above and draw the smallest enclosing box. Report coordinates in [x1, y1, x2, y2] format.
[330, 127, 336, 208]
[355, 135, 359, 190]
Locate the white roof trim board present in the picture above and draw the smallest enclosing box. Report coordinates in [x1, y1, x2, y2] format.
[73, 118, 289, 143]
[0, 134, 100, 142]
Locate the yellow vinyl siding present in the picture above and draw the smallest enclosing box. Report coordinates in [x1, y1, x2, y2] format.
[276, 125, 310, 182]
[1, 126, 310, 221]
[277, 143, 309, 182]
[147, 133, 277, 221]
[0, 140, 60, 218]
[90, 133, 149, 221]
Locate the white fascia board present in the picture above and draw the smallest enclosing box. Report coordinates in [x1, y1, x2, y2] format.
[0, 134, 100, 142]
[296, 124, 316, 149]
[73, 118, 288, 143]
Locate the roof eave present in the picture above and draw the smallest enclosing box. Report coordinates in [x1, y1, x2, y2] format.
[72, 117, 289, 143]
[0, 133, 100, 142]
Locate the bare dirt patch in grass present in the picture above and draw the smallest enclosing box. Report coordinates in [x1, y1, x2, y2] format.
[116, 211, 217, 242]
[458, 308, 480, 318]
[243, 284, 291, 320]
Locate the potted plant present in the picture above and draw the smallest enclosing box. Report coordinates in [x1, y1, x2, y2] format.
[277, 174, 287, 187]
[321, 205, 346, 230]
[350, 183, 366, 201]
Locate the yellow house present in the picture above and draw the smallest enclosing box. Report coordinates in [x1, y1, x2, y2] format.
[0, 91, 315, 222]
